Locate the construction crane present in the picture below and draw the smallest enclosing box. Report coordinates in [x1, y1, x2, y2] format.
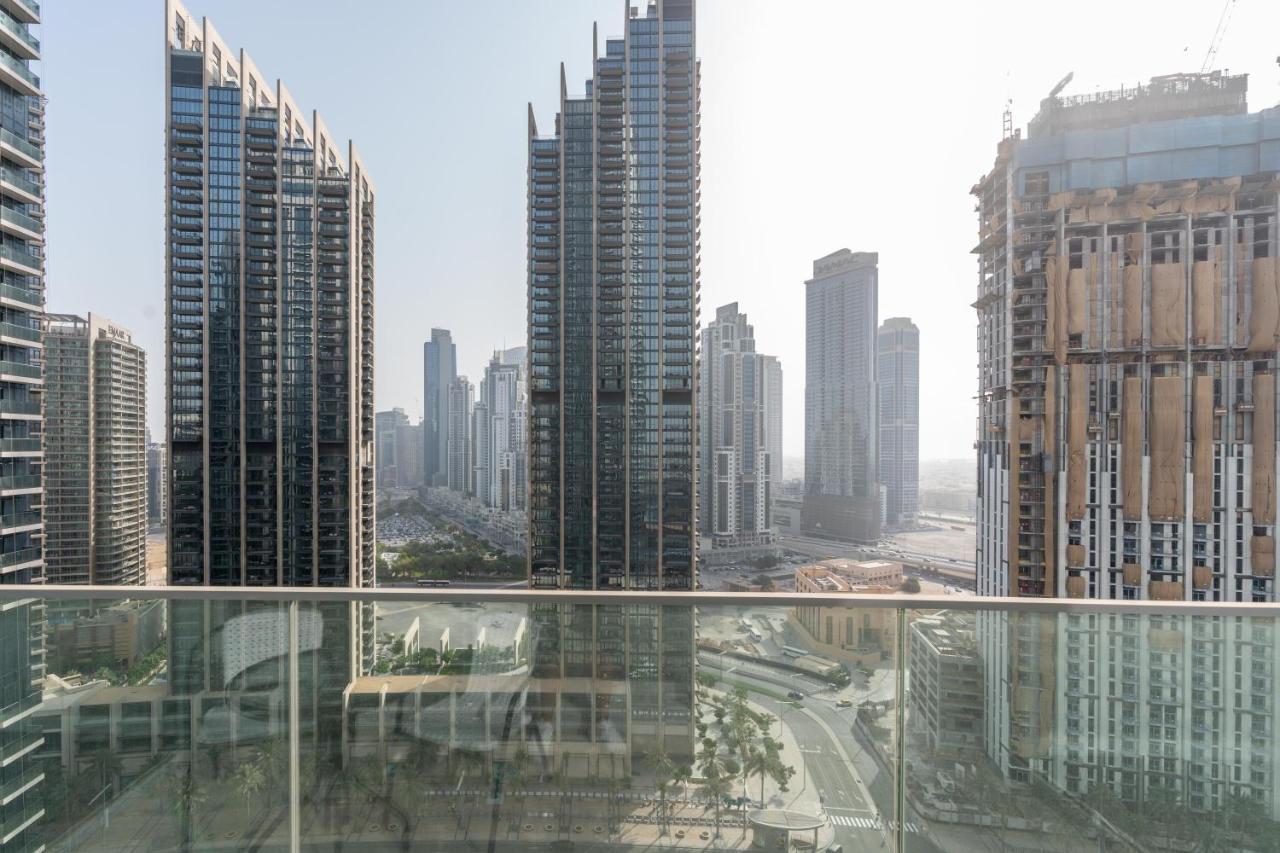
[1201, 0, 1236, 73]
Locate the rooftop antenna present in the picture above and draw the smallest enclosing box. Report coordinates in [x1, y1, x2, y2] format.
[1002, 99, 1013, 140]
[1201, 0, 1236, 73]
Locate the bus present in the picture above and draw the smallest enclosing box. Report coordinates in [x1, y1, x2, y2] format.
[416, 578, 451, 588]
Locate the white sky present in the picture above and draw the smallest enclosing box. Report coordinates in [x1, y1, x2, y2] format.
[41, 0, 1280, 462]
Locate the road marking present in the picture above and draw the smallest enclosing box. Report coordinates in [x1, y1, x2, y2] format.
[829, 815, 921, 833]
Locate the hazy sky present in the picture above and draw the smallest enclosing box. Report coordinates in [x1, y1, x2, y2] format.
[42, 1, 1280, 460]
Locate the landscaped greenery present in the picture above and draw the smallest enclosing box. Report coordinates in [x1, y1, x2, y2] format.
[70, 644, 167, 687]
[377, 499, 523, 583]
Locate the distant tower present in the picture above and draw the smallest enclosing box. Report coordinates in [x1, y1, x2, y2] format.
[446, 377, 474, 495]
[699, 303, 782, 549]
[423, 328, 457, 487]
[803, 249, 880, 543]
[878, 317, 919, 528]
[44, 314, 147, 588]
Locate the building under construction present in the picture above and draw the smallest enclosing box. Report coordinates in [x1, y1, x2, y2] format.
[973, 72, 1280, 807]
[974, 71, 1280, 603]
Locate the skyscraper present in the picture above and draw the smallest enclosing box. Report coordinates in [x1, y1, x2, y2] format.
[698, 303, 781, 549]
[446, 376, 473, 495]
[423, 328, 456, 487]
[971, 71, 1280, 793]
[878, 316, 919, 528]
[147, 431, 167, 529]
[165, 0, 376, 588]
[375, 407, 409, 488]
[43, 314, 147, 588]
[394, 419, 423, 489]
[973, 71, 1279, 603]
[803, 249, 880, 543]
[475, 348, 527, 512]
[527, 0, 700, 591]
[0, 2, 44, 847]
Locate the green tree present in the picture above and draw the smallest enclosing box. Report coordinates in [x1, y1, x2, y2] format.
[233, 760, 266, 820]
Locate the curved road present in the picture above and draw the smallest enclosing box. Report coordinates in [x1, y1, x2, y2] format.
[727, 666, 946, 853]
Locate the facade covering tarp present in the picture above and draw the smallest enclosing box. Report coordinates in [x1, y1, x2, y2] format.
[1252, 535, 1275, 578]
[1066, 364, 1088, 519]
[1149, 374, 1185, 521]
[1149, 579, 1183, 601]
[1253, 373, 1276, 524]
[1122, 375, 1144, 518]
[1150, 263, 1186, 347]
[1191, 249, 1222, 344]
[1123, 263, 1144, 346]
[1192, 374, 1214, 523]
[1249, 257, 1279, 353]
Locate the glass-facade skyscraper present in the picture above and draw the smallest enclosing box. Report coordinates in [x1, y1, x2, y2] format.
[527, 0, 700, 591]
[878, 316, 919, 528]
[423, 328, 456, 487]
[0, 1, 44, 848]
[803, 249, 881, 543]
[164, 0, 376, 589]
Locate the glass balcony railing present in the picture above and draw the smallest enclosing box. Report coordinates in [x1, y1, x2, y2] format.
[0, 282, 39, 307]
[0, 320, 39, 341]
[0, 204, 41, 234]
[0, 397, 39, 415]
[0, 8, 38, 54]
[0, 164, 39, 198]
[0, 472, 38, 490]
[0, 587, 1278, 853]
[0, 126, 40, 162]
[0, 45, 36, 89]
[0, 241, 41, 272]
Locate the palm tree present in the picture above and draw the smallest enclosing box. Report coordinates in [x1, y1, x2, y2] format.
[90, 747, 123, 800]
[166, 766, 207, 851]
[233, 761, 266, 820]
[650, 747, 677, 836]
[698, 738, 739, 840]
[699, 769, 733, 840]
[744, 748, 771, 805]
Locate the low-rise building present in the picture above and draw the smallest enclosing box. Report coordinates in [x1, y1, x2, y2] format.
[908, 612, 983, 756]
[795, 558, 903, 589]
[790, 564, 898, 667]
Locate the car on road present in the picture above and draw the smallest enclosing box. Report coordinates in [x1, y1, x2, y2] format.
[836, 699, 852, 708]
[786, 690, 804, 700]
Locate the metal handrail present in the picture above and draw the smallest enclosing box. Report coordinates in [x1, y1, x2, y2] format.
[5, 584, 1280, 617]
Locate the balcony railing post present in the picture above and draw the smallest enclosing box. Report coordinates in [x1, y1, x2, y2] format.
[894, 604, 907, 853]
[288, 599, 301, 853]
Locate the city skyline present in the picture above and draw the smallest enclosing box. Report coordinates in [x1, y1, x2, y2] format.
[41, 2, 1280, 463]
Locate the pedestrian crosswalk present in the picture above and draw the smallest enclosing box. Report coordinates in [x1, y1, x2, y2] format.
[828, 814, 921, 833]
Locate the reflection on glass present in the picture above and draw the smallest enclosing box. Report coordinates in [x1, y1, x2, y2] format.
[8, 593, 1280, 851]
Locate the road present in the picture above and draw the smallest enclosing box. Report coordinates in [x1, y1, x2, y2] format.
[727, 665, 946, 853]
[378, 579, 528, 589]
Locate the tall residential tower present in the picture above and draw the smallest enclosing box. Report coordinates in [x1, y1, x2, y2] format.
[803, 249, 880, 543]
[475, 347, 527, 512]
[878, 316, 919, 528]
[527, 0, 700, 591]
[423, 328, 456, 487]
[43, 314, 146, 588]
[0, 1, 45, 848]
[446, 376, 473, 495]
[165, 0, 376, 588]
[698, 303, 781, 549]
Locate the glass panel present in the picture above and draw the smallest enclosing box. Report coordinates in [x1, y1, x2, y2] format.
[10, 591, 1280, 851]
